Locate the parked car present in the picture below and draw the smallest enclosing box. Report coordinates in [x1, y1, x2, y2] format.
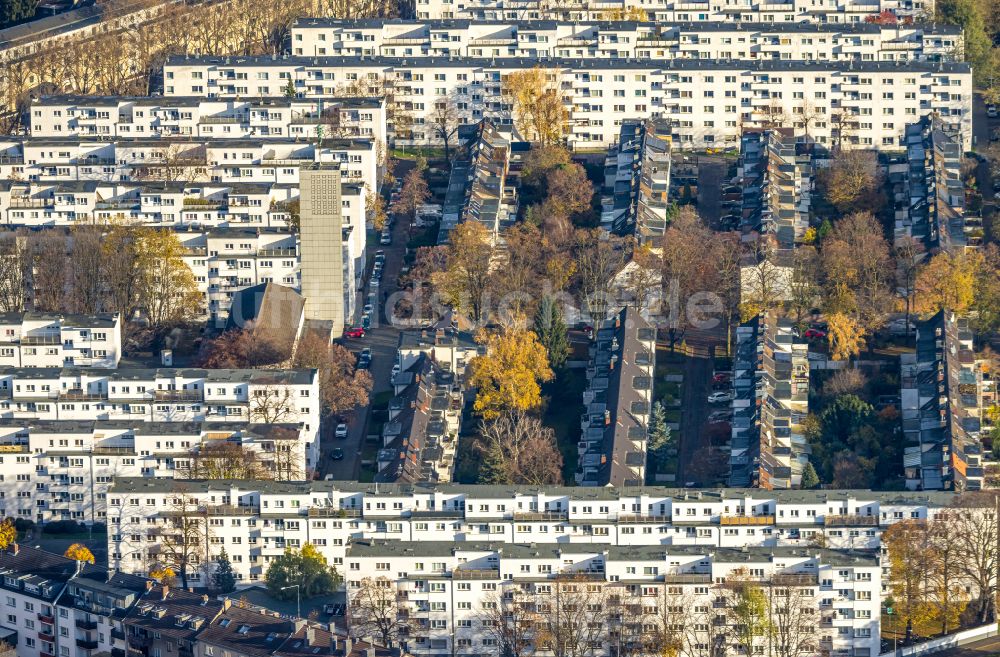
[323, 604, 337, 615]
[331, 448, 345, 460]
[361, 313, 371, 329]
[344, 327, 365, 339]
[989, 105, 999, 118]
[712, 373, 730, 384]
[804, 328, 827, 339]
[707, 391, 733, 403]
[363, 303, 374, 316]
[334, 423, 348, 439]
[374, 250, 385, 263]
[708, 410, 732, 423]
[380, 231, 392, 245]
[390, 363, 401, 380]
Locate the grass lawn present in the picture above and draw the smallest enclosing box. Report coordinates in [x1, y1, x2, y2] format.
[542, 368, 587, 485]
[391, 147, 446, 160]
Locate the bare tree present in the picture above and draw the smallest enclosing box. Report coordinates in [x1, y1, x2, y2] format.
[349, 577, 409, 648]
[540, 575, 608, 657]
[67, 226, 105, 315]
[431, 94, 463, 164]
[947, 493, 999, 624]
[479, 411, 563, 485]
[478, 586, 541, 657]
[184, 442, 269, 480]
[249, 386, 298, 424]
[30, 231, 69, 312]
[895, 235, 925, 334]
[0, 232, 28, 313]
[156, 489, 212, 590]
[768, 578, 818, 657]
[574, 229, 627, 322]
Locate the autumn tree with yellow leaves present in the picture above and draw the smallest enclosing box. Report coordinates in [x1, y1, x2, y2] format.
[469, 329, 554, 420]
[64, 543, 96, 564]
[0, 519, 15, 549]
[502, 68, 567, 146]
[914, 250, 982, 316]
[826, 312, 866, 360]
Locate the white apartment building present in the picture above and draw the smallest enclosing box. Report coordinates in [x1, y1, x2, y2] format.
[29, 95, 387, 145]
[0, 312, 121, 368]
[176, 228, 300, 325]
[0, 418, 312, 525]
[0, 366, 321, 476]
[344, 541, 880, 657]
[105, 479, 959, 587]
[291, 18, 960, 63]
[162, 55, 973, 151]
[413, 0, 932, 22]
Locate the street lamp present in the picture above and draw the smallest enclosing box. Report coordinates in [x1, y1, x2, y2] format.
[281, 584, 301, 619]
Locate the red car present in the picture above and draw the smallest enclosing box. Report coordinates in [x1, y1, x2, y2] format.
[344, 327, 366, 339]
[804, 328, 827, 339]
[712, 373, 731, 384]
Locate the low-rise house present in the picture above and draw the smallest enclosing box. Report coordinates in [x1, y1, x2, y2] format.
[378, 355, 466, 484]
[896, 116, 980, 252]
[730, 312, 811, 489]
[578, 307, 656, 486]
[902, 310, 984, 490]
[602, 118, 672, 245]
[438, 120, 515, 245]
[738, 129, 811, 253]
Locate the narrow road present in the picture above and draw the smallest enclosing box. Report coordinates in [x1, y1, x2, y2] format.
[317, 164, 414, 480]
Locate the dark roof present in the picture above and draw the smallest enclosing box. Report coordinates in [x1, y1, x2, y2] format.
[198, 606, 295, 657]
[124, 586, 226, 642]
[276, 625, 393, 657]
[226, 282, 305, 355]
[0, 544, 80, 601]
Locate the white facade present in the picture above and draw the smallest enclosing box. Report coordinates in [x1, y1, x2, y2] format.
[105, 479, 958, 588]
[0, 418, 311, 525]
[291, 18, 960, 63]
[29, 95, 387, 145]
[177, 228, 300, 325]
[162, 55, 973, 151]
[413, 0, 933, 22]
[0, 366, 321, 480]
[0, 312, 121, 368]
[0, 135, 377, 226]
[344, 541, 880, 657]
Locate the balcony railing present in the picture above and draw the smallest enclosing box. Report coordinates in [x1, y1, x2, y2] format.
[719, 515, 775, 526]
[823, 514, 879, 527]
[76, 619, 98, 630]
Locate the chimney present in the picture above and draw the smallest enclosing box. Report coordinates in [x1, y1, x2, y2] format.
[10, 542, 18, 556]
[145, 580, 154, 592]
[366, 648, 375, 657]
[201, 594, 209, 605]
[162, 585, 170, 600]
[306, 626, 316, 643]
[331, 634, 339, 655]
[345, 637, 353, 656]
